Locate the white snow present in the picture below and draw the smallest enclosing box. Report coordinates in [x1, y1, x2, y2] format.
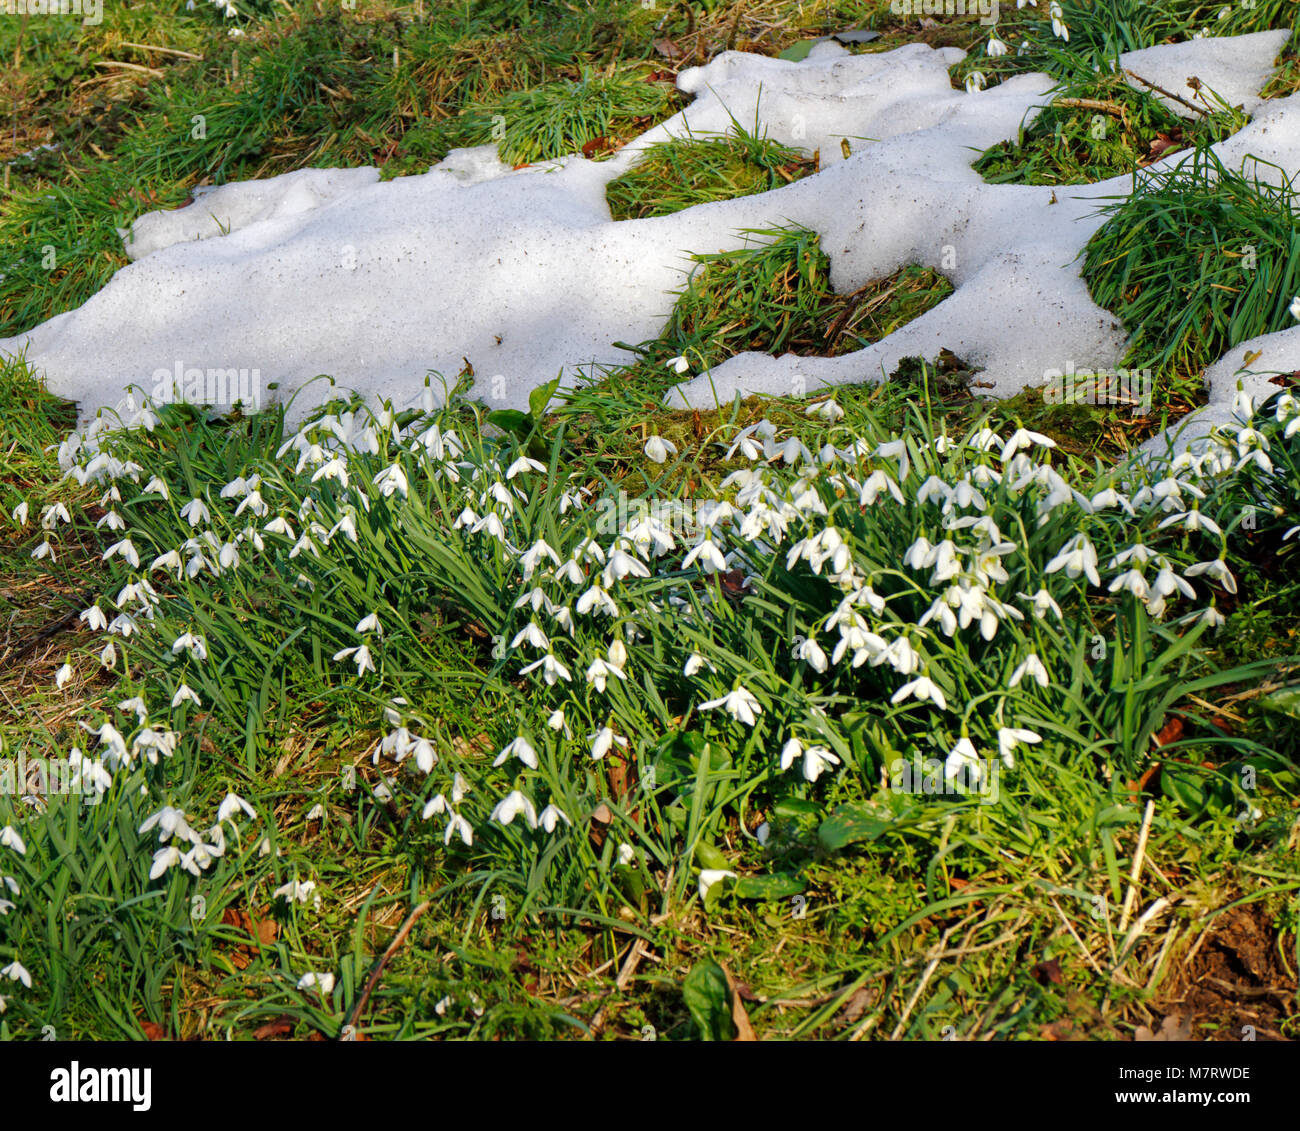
[0, 32, 1295, 441]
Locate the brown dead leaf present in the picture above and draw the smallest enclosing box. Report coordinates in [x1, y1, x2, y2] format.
[140, 1020, 165, 1040]
[1030, 957, 1064, 986]
[1134, 1013, 1193, 1042]
[253, 1015, 295, 1040]
[653, 37, 683, 59]
[720, 963, 757, 1041]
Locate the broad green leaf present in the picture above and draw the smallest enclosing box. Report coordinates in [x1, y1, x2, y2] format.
[682, 960, 735, 1041]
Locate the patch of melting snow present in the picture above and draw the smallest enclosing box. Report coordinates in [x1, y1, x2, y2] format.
[0, 31, 1294, 457]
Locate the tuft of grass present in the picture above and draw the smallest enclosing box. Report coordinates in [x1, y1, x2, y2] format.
[974, 72, 1245, 186]
[1082, 147, 1300, 400]
[606, 118, 817, 221]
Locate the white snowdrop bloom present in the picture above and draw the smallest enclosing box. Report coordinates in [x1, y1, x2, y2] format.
[1089, 487, 1132, 514]
[1108, 569, 1149, 600]
[780, 737, 803, 772]
[233, 489, 268, 518]
[588, 726, 627, 761]
[699, 869, 737, 901]
[118, 696, 148, 724]
[915, 476, 950, 507]
[667, 355, 690, 374]
[644, 435, 677, 464]
[986, 34, 1008, 57]
[452, 506, 478, 531]
[171, 683, 202, 709]
[493, 736, 539, 770]
[371, 464, 408, 498]
[217, 792, 256, 823]
[538, 804, 571, 833]
[510, 621, 550, 652]
[699, 686, 762, 726]
[1157, 509, 1222, 537]
[903, 536, 934, 571]
[616, 843, 636, 867]
[143, 475, 170, 500]
[926, 540, 962, 585]
[100, 641, 118, 668]
[1184, 559, 1236, 595]
[514, 587, 554, 615]
[520, 538, 561, 579]
[772, 435, 813, 466]
[1150, 565, 1196, 602]
[471, 511, 508, 542]
[102, 539, 140, 568]
[263, 515, 295, 538]
[151, 549, 183, 576]
[180, 498, 211, 527]
[576, 584, 620, 618]
[586, 657, 627, 694]
[555, 558, 585, 586]
[891, 674, 948, 711]
[1045, 534, 1101, 587]
[491, 790, 539, 829]
[40, 502, 72, 529]
[945, 737, 983, 783]
[217, 541, 241, 571]
[805, 399, 844, 422]
[171, 632, 208, 661]
[139, 805, 194, 843]
[11, 500, 29, 527]
[55, 662, 74, 690]
[273, 879, 318, 905]
[795, 636, 828, 673]
[519, 652, 572, 684]
[421, 794, 448, 820]
[1289, 295, 1300, 322]
[1197, 606, 1226, 629]
[996, 727, 1041, 768]
[1009, 653, 1050, 689]
[859, 469, 904, 506]
[801, 745, 840, 782]
[0, 827, 26, 855]
[683, 652, 715, 677]
[1000, 428, 1054, 461]
[505, 456, 546, 480]
[546, 708, 570, 737]
[966, 71, 986, 93]
[444, 812, 474, 847]
[355, 612, 383, 636]
[682, 536, 729, 574]
[332, 644, 375, 676]
[1, 960, 31, 989]
[603, 548, 650, 584]
[297, 971, 336, 994]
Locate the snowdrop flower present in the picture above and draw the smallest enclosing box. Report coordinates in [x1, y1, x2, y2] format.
[1184, 559, 1236, 595]
[355, 612, 383, 636]
[11, 501, 28, 527]
[538, 804, 571, 833]
[585, 657, 627, 694]
[2, 960, 32, 988]
[180, 498, 211, 527]
[616, 843, 636, 866]
[1045, 534, 1101, 587]
[421, 793, 448, 820]
[546, 707, 570, 736]
[490, 790, 538, 829]
[996, 727, 1041, 768]
[372, 464, 409, 498]
[306, 804, 325, 821]
[1108, 569, 1149, 600]
[518, 652, 572, 685]
[682, 535, 729, 573]
[795, 636, 828, 673]
[332, 644, 375, 677]
[273, 879, 318, 905]
[217, 792, 256, 823]
[519, 538, 560, 579]
[297, 972, 335, 994]
[1291, 296, 1300, 322]
[698, 686, 762, 726]
[683, 651, 714, 677]
[1009, 653, 1050, 689]
[698, 869, 737, 901]
[800, 744, 840, 782]
[510, 621, 550, 651]
[493, 736, 539, 770]
[171, 683, 201, 708]
[644, 435, 677, 464]
[805, 399, 844, 423]
[100, 641, 118, 668]
[1158, 508, 1222, 536]
[0, 827, 26, 855]
[55, 662, 73, 690]
[1197, 606, 1226, 629]
[667, 355, 690, 374]
[890, 675, 948, 711]
[589, 726, 627, 761]
[103, 539, 140, 568]
[986, 34, 1008, 57]
[945, 737, 983, 783]
[505, 456, 546, 480]
[445, 812, 474, 846]
[172, 632, 208, 661]
[965, 71, 987, 93]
